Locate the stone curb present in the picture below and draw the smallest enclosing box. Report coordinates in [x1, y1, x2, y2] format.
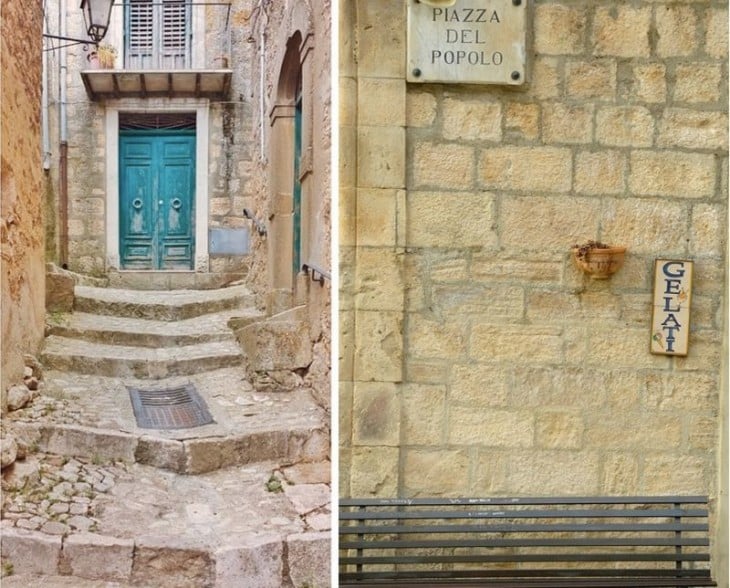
[11, 422, 329, 474]
[1, 527, 331, 587]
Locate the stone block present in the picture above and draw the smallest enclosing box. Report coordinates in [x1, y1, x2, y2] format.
[406, 91, 437, 128]
[642, 454, 708, 494]
[407, 314, 465, 361]
[690, 203, 725, 257]
[0, 528, 61, 574]
[135, 436, 185, 473]
[355, 188, 398, 247]
[629, 151, 715, 199]
[42, 425, 137, 463]
[359, 78, 405, 127]
[602, 454, 640, 494]
[350, 446, 399, 497]
[596, 106, 654, 147]
[215, 537, 283, 588]
[402, 449, 470, 496]
[353, 310, 403, 382]
[406, 191, 497, 249]
[674, 64, 723, 104]
[239, 320, 312, 372]
[354, 248, 403, 311]
[471, 257, 563, 284]
[592, 6, 651, 57]
[286, 532, 330, 588]
[535, 411, 584, 449]
[655, 5, 697, 57]
[288, 427, 330, 464]
[575, 150, 626, 195]
[448, 406, 534, 448]
[412, 142, 474, 190]
[431, 284, 523, 319]
[705, 8, 729, 59]
[401, 384, 446, 445]
[352, 382, 400, 446]
[131, 539, 214, 587]
[62, 533, 134, 581]
[601, 198, 688, 254]
[450, 364, 509, 408]
[46, 271, 75, 313]
[470, 324, 563, 363]
[355, 2, 405, 77]
[501, 196, 600, 250]
[479, 146, 572, 193]
[530, 57, 560, 99]
[534, 4, 586, 55]
[543, 103, 594, 144]
[504, 102, 539, 141]
[358, 126, 405, 189]
[585, 411, 682, 451]
[657, 109, 728, 151]
[505, 451, 600, 495]
[442, 99, 501, 142]
[632, 63, 666, 103]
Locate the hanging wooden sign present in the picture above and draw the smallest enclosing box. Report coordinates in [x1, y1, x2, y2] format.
[650, 259, 693, 356]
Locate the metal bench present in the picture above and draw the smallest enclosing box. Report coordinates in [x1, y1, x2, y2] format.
[340, 496, 716, 587]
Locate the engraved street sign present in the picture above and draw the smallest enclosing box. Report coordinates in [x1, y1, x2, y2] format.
[407, 0, 528, 85]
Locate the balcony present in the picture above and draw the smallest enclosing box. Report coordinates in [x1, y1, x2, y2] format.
[81, 1, 232, 101]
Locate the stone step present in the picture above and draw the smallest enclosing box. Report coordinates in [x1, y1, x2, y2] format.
[1, 457, 330, 587]
[46, 309, 263, 348]
[41, 336, 244, 379]
[73, 284, 257, 321]
[7, 369, 329, 474]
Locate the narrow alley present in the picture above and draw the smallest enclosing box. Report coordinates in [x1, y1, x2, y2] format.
[2, 276, 330, 586]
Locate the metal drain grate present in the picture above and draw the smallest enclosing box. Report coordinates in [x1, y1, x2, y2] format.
[128, 383, 215, 429]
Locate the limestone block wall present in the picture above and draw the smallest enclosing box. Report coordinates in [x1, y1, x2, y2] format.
[339, 1, 728, 572]
[1, 0, 46, 402]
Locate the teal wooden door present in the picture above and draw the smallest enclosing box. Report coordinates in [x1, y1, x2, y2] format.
[292, 95, 302, 274]
[120, 132, 195, 269]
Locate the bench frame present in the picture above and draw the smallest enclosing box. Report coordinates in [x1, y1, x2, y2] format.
[340, 495, 716, 587]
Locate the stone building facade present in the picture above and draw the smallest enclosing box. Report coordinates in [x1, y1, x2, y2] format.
[339, 0, 728, 582]
[43, 0, 331, 406]
[1, 0, 46, 403]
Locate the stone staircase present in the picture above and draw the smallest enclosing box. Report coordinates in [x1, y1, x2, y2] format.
[1, 284, 331, 587]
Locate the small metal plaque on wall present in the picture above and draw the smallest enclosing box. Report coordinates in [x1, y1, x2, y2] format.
[650, 259, 693, 356]
[407, 0, 528, 85]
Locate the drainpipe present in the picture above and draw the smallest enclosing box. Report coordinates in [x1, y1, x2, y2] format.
[59, 0, 69, 268]
[42, 31, 51, 170]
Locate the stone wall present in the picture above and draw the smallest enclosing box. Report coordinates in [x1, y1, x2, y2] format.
[246, 0, 332, 410]
[1, 0, 46, 404]
[340, 0, 727, 579]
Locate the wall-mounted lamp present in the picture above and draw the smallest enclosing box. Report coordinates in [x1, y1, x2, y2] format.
[417, 0, 457, 7]
[44, 0, 114, 50]
[80, 0, 115, 43]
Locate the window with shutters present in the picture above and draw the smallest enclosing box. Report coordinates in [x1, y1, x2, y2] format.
[124, 0, 191, 69]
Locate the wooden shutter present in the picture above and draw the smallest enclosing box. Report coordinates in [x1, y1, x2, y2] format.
[126, 0, 190, 69]
[127, 0, 154, 68]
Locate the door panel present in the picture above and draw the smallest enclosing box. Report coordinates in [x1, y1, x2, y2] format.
[120, 132, 195, 269]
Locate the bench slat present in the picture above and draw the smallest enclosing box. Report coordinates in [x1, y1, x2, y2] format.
[341, 537, 710, 549]
[340, 507, 708, 520]
[343, 553, 711, 565]
[341, 496, 709, 507]
[341, 522, 709, 534]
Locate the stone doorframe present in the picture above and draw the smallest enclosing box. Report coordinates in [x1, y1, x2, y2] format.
[104, 99, 210, 272]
